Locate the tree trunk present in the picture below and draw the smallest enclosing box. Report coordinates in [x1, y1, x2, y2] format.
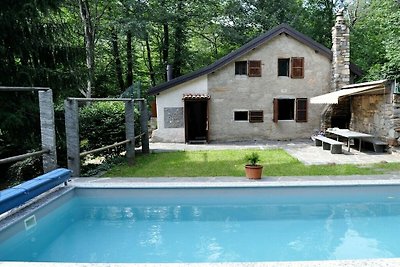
[173, 1, 185, 78]
[145, 34, 156, 87]
[111, 26, 124, 92]
[78, 0, 95, 98]
[126, 30, 133, 88]
[162, 22, 169, 81]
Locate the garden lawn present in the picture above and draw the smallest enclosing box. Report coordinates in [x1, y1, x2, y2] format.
[104, 149, 391, 177]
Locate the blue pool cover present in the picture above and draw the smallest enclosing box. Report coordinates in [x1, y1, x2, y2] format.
[0, 168, 71, 214]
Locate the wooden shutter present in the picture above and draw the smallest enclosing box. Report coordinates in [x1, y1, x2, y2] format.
[249, 110, 263, 123]
[296, 98, 307, 122]
[291, 57, 304, 79]
[248, 60, 262, 77]
[273, 98, 279, 123]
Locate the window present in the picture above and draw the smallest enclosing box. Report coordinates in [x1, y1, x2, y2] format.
[277, 57, 304, 78]
[249, 110, 263, 123]
[234, 111, 248, 121]
[235, 60, 262, 77]
[278, 58, 290, 76]
[235, 61, 247, 75]
[273, 98, 308, 123]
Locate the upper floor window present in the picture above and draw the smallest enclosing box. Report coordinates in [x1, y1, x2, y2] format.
[278, 58, 290, 76]
[235, 60, 262, 77]
[235, 61, 247, 75]
[277, 57, 304, 79]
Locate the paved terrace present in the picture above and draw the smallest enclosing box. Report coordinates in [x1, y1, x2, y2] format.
[149, 139, 400, 165]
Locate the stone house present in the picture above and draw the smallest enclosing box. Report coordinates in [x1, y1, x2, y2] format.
[149, 13, 361, 143]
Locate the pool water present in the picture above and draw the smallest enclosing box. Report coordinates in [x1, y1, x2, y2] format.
[1, 186, 400, 263]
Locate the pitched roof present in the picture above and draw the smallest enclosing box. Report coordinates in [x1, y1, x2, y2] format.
[149, 24, 333, 95]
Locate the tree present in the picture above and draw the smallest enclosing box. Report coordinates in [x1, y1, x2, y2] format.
[350, 0, 400, 80]
[78, 0, 96, 98]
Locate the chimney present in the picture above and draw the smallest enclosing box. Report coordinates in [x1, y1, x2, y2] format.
[331, 10, 350, 91]
[166, 64, 173, 81]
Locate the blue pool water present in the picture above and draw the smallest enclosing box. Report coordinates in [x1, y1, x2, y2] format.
[1, 186, 400, 263]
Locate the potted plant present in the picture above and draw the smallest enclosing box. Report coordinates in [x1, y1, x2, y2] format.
[244, 152, 263, 179]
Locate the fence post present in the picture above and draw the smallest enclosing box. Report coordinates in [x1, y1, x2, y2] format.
[38, 89, 57, 172]
[139, 99, 150, 154]
[125, 100, 135, 164]
[65, 99, 80, 176]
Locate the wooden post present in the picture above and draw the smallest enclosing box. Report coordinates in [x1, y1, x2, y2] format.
[38, 89, 57, 172]
[125, 100, 135, 164]
[65, 99, 80, 176]
[139, 99, 150, 154]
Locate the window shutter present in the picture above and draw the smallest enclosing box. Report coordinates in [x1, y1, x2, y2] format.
[296, 98, 307, 122]
[249, 110, 263, 123]
[291, 57, 304, 79]
[248, 60, 262, 77]
[273, 98, 279, 123]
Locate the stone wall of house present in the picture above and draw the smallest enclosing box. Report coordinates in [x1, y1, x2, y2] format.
[389, 94, 400, 145]
[207, 33, 331, 141]
[349, 92, 400, 147]
[350, 94, 390, 138]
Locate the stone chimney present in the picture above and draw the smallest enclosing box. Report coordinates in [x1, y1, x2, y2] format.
[331, 10, 350, 91]
[321, 10, 352, 130]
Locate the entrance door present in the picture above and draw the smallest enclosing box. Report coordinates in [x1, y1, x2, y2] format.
[184, 100, 209, 143]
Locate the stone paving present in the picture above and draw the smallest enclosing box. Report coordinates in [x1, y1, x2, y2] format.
[149, 139, 400, 165]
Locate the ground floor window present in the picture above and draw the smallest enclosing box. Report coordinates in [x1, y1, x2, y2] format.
[234, 111, 248, 121]
[273, 98, 308, 123]
[234, 110, 264, 122]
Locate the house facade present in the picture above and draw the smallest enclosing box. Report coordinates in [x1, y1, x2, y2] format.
[149, 18, 356, 143]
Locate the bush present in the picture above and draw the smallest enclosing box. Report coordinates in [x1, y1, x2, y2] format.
[6, 156, 43, 186]
[79, 102, 140, 159]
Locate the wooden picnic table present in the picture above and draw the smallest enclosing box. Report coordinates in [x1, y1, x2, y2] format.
[326, 128, 373, 152]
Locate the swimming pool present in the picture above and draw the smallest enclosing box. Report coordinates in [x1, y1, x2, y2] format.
[1, 180, 400, 265]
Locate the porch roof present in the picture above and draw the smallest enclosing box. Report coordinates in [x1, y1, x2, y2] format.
[182, 94, 211, 100]
[310, 80, 389, 104]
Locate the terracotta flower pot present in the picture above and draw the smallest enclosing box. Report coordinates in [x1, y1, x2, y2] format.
[245, 165, 263, 179]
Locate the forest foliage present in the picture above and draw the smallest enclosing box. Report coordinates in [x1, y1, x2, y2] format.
[0, 0, 399, 179]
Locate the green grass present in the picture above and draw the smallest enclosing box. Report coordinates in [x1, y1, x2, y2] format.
[104, 149, 400, 177]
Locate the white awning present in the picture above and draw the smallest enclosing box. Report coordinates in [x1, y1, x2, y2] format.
[310, 84, 387, 104]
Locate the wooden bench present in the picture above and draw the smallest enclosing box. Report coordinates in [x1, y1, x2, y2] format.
[314, 135, 343, 154]
[361, 138, 388, 153]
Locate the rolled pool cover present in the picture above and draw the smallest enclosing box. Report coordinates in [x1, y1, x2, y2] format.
[0, 168, 72, 214]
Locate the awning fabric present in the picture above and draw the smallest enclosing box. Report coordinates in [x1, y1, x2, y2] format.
[310, 84, 387, 104]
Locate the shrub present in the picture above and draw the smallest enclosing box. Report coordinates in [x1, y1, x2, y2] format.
[79, 102, 140, 159]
